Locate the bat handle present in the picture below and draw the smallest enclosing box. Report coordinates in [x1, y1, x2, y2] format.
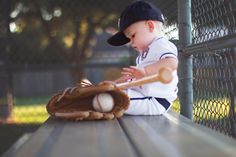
[116, 67, 173, 90]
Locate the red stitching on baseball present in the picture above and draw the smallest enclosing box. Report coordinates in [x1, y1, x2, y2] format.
[96, 94, 104, 112]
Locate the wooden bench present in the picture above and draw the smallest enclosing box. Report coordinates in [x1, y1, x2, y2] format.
[2, 110, 236, 157]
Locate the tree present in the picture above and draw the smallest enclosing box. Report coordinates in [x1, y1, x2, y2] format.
[1, 0, 177, 82]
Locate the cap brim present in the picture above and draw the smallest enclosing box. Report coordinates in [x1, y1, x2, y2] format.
[107, 32, 130, 46]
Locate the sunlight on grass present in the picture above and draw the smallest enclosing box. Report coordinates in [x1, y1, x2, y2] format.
[194, 98, 231, 119]
[171, 99, 180, 112]
[12, 104, 49, 124]
[171, 98, 232, 120]
[9, 97, 232, 124]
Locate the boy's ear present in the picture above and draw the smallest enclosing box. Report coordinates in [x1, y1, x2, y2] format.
[146, 20, 155, 32]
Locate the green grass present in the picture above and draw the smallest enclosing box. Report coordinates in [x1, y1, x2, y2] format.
[14, 96, 50, 106]
[7, 97, 233, 124]
[171, 98, 234, 120]
[193, 98, 233, 120]
[171, 99, 180, 112]
[10, 97, 50, 124]
[11, 98, 180, 124]
[12, 104, 49, 124]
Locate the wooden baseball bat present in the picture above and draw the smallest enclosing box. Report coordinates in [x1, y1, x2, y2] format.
[116, 67, 173, 90]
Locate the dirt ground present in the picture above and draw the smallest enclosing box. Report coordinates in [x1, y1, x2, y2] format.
[0, 124, 40, 156]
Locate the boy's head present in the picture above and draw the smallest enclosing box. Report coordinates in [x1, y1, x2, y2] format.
[107, 0, 164, 46]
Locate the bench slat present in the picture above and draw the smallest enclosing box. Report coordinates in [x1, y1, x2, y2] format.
[2, 118, 137, 157]
[119, 110, 236, 157]
[3, 111, 236, 157]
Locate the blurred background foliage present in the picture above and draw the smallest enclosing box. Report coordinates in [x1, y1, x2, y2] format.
[0, 0, 177, 65]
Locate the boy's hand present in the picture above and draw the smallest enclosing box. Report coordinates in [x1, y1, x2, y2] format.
[114, 75, 133, 83]
[121, 66, 146, 79]
[98, 80, 116, 85]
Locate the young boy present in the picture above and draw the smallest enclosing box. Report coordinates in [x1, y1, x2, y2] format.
[107, 0, 178, 115]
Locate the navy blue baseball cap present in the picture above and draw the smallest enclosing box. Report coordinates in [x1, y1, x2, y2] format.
[107, 0, 164, 46]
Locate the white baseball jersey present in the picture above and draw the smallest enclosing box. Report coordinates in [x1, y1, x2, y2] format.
[125, 37, 178, 115]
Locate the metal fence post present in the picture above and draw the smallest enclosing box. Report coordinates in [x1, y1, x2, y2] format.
[178, 0, 193, 120]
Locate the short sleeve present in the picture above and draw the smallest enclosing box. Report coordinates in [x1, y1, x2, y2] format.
[149, 38, 178, 60]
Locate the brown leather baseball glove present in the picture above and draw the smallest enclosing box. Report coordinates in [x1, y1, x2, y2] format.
[46, 67, 173, 121]
[46, 81, 130, 120]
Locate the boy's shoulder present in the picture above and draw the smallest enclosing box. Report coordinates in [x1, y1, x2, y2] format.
[150, 37, 177, 51]
[152, 37, 174, 45]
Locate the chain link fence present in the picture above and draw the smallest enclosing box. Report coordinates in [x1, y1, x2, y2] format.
[190, 0, 236, 137]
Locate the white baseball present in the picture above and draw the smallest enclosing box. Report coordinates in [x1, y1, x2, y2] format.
[92, 93, 115, 112]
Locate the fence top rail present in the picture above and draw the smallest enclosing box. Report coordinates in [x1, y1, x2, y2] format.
[183, 33, 236, 56]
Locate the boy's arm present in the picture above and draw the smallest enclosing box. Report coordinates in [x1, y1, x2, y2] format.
[145, 57, 178, 75]
[121, 57, 178, 79]
[103, 57, 178, 84]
